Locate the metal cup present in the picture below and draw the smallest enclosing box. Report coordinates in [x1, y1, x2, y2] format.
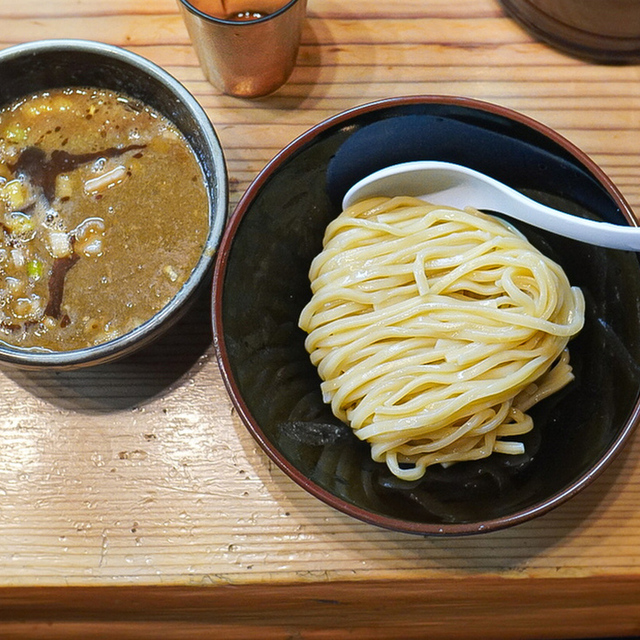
[177, 0, 308, 98]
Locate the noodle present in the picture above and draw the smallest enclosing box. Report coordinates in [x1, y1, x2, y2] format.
[299, 197, 585, 481]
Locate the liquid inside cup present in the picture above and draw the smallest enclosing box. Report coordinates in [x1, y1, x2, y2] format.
[228, 10, 268, 20]
[187, 0, 288, 20]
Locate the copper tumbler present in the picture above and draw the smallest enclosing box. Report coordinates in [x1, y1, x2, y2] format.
[499, 0, 640, 62]
[178, 0, 307, 98]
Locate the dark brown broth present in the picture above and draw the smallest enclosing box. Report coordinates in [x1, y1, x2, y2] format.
[0, 87, 209, 351]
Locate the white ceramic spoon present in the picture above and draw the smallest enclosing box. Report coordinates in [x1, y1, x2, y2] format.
[342, 160, 640, 251]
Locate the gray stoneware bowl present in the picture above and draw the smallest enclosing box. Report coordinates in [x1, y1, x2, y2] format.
[0, 39, 227, 369]
[213, 96, 640, 535]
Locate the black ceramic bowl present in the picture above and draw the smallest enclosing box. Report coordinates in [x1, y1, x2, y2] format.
[0, 39, 227, 369]
[213, 96, 640, 535]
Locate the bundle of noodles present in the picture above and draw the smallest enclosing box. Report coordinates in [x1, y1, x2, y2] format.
[299, 196, 585, 481]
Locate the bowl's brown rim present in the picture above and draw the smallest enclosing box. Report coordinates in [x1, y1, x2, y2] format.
[212, 94, 640, 536]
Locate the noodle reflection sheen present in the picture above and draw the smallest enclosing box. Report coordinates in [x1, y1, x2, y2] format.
[299, 197, 585, 481]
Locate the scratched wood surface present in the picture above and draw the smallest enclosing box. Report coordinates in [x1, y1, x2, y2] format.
[0, 0, 640, 638]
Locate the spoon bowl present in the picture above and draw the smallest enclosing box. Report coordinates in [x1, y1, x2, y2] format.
[343, 160, 640, 251]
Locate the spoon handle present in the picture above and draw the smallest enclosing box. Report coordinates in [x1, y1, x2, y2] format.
[426, 179, 640, 252]
[461, 172, 640, 252]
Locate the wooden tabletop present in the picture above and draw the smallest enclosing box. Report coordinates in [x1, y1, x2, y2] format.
[1, 1, 640, 638]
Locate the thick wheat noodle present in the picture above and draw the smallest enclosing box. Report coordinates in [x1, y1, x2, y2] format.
[299, 197, 585, 481]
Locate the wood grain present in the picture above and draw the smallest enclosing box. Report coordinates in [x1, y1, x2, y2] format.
[1, 576, 640, 639]
[0, 0, 640, 636]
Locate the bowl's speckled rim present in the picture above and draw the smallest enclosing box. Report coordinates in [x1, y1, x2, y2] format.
[212, 95, 640, 535]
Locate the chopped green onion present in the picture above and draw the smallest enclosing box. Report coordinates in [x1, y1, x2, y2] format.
[3, 123, 27, 143]
[27, 259, 43, 281]
[1, 180, 29, 210]
[6, 210, 34, 235]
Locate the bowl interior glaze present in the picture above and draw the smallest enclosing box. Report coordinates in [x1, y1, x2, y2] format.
[214, 96, 640, 535]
